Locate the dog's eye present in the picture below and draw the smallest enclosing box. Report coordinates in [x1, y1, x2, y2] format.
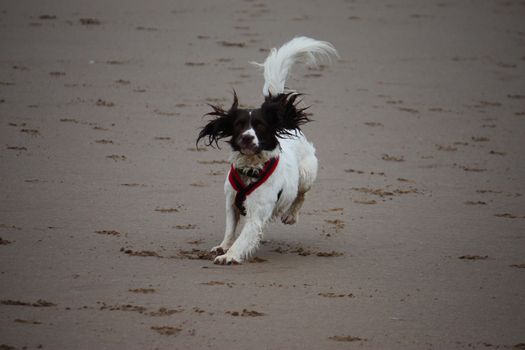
[234, 119, 244, 129]
[252, 120, 265, 130]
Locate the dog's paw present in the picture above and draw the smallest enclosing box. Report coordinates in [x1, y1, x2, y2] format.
[281, 213, 297, 225]
[210, 245, 228, 255]
[214, 254, 241, 265]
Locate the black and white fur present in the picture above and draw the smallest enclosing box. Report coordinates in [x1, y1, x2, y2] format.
[197, 37, 338, 264]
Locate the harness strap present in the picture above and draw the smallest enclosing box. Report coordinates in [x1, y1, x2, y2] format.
[228, 157, 280, 216]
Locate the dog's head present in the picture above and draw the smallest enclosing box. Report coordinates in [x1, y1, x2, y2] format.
[197, 92, 310, 155]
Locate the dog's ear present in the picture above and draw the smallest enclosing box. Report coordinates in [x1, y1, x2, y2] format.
[197, 92, 239, 148]
[261, 93, 311, 137]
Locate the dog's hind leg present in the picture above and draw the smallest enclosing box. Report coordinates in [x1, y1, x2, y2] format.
[211, 194, 239, 255]
[282, 153, 317, 225]
[281, 190, 307, 225]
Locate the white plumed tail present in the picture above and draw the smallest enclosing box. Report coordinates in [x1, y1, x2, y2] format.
[252, 36, 339, 97]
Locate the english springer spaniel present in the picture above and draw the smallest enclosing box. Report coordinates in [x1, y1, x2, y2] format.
[197, 37, 338, 264]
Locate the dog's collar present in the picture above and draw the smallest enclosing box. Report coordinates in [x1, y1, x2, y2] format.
[228, 157, 280, 216]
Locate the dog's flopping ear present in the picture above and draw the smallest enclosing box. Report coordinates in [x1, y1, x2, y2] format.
[197, 92, 239, 148]
[261, 92, 311, 137]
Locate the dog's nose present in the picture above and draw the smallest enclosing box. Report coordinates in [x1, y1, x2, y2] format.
[241, 134, 254, 144]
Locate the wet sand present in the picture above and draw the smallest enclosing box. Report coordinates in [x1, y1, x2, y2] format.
[1, 0, 524, 349]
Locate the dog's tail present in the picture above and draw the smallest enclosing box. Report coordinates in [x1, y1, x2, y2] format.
[252, 36, 339, 97]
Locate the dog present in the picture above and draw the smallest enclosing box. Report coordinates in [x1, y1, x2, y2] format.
[197, 36, 338, 264]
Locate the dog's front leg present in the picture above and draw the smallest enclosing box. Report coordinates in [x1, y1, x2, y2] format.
[211, 193, 239, 255]
[214, 204, 270, 265]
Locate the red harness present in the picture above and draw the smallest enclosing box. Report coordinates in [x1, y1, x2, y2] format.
[228, 157, 280, 216]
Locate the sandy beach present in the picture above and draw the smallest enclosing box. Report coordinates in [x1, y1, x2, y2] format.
[1, 0, 524, 349]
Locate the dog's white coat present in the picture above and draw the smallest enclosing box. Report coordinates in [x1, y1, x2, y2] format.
[212, 37, 338, 264]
